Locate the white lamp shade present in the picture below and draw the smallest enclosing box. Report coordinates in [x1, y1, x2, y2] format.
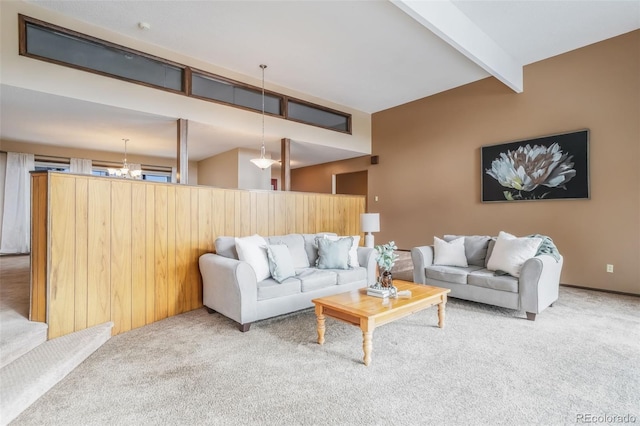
[360, 213, 380, 233]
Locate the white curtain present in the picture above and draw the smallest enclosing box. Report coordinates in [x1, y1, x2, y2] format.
[171, 166, 177, 183]
[70, 158, 92, 174]
[0, 152, 35, 254]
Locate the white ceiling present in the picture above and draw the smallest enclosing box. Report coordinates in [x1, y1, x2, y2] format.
[2, 0, 639, 167]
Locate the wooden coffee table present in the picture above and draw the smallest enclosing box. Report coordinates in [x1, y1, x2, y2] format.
[312, 280, 450, 366]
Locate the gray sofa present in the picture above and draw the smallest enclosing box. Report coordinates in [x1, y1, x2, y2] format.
[199, 233, 376, 331]
[411, 235, 563, 320]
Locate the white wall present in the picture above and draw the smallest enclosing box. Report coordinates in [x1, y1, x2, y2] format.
[0, 153, 6, 247]
[237, 149, 271, 190]
[197, 149, 239, 188]
[197, 148, 271, 190]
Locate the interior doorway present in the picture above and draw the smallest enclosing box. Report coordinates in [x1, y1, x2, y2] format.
[335, 170, 368, 196]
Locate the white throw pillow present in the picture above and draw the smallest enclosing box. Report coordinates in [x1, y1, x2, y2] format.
[486, 231, 542, 277]
[324, 235, 360, 268]
[433, 236, 468, 267]
[235, 234, 271, 281]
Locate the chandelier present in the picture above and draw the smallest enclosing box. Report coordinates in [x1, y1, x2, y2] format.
[250, 64, 277, 169]
[108, 138, 142, 179]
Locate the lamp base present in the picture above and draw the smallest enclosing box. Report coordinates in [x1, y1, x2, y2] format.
[364, 233, 375, 248]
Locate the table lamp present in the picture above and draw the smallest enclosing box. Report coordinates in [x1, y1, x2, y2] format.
[360, 213, 380, 248]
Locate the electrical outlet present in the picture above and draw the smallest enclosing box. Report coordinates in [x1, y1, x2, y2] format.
[374, 196, 379, 202]
[606, 264, 614, 273]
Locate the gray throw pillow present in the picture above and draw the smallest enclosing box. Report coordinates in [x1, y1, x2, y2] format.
[215, 236, 238, 259]
[266, 244, 296, 283]
[315, 237, 352, 270]
[444, 235, 491, 267]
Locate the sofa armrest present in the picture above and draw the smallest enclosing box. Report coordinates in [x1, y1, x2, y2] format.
[199, 253, 258, 325]
[411, 246, 434, 284]
[519, 254, 563, 314]
[357, 246, 377, 286]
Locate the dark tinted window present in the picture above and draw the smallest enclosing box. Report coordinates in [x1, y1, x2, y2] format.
[25, 22, 183, 91]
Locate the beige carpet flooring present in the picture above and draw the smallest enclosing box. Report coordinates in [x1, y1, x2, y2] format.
[12, 282, 639, 425]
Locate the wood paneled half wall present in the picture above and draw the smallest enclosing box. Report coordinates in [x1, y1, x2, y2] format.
[31, 171, 366, 339]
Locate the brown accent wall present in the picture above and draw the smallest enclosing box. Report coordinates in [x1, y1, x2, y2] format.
[370, 31, 640, 294]
[337, 170, 368, 196]
[291, 156, 371, 194]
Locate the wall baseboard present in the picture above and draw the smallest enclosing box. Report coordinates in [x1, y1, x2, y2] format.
[560, 283, 639, 298]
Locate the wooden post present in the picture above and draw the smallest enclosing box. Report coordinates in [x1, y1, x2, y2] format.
[177, 118, 188, 184]
[281, 138, 291, 191]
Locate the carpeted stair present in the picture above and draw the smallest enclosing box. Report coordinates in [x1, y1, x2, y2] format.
[0, 322, 113, 425]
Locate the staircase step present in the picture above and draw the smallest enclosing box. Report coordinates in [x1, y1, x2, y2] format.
[0, 322, 113, 425]
[0, 320, 48, 369]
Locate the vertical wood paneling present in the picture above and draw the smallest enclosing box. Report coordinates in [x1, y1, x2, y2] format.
[250, 192, 257, 234]
[154, 186, 168, 321]
[286, 195, 297, 234]
[307, 195, 317, 234]
[295, 194, 305, 234]
[274, 193, 287, 235]
[256, 192, 269, 236]
[30, 173, 48, 323]
[225, 191, 235, 236]
[236, 191, 251, 236]
[167, 187, 177, 317]
[48, 175, 76, 339]
[74, 179, 88, 331]
[131, 183, 146, 329]
[190, 188, 201, 310]
[212, 189, 226, 242]
[196, 188, 213, 310]
[144, 185, 155, 324]
[87, 179, 111, 328]
[34, 173, 365, 339]
[268, 193, 276, 235]
[175, 186, 190, 315]
[110, 181, 132, 335]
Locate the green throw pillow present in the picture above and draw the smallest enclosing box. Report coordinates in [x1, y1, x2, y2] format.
[266, 244, 296, 283]
[315, 237, 352, 270]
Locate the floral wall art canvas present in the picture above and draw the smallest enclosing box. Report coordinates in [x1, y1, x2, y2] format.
[481, 130, 589, 202]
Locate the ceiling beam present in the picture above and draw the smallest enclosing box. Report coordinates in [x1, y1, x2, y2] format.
[391, 0, 523, 93]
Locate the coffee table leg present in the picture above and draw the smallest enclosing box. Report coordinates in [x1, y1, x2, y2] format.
[438, 295, 447, 328]
[362, 331, 373, 366]
[315, 305, 325, 345]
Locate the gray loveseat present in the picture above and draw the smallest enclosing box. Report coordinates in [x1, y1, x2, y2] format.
[411, 235, 563, 320]
[199, 233, 376, 331]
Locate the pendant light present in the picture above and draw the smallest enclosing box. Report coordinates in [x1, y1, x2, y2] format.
[250, 64, 277, 169]
[108, 138, 142, 178]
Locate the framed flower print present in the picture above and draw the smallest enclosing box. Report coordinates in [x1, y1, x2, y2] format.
[481, 130, 590, 202]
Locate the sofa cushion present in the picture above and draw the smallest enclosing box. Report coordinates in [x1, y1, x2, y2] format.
[257, 277, 301, 301]
[468, 269, 519, 293]
[425, 265, 483, 284]
[295, 269, 337, 292]
[316, 237, 352, 270]
[333, 267, 367, 285]
[215, 236, 238, 259]
[486, 231, 542, 277]
[323, 235, 361, 267]
[235, 235, 271, 281]
[303, 233, 336, 265]
[485, 239, 497, 267]
[434, 236, 468, 267]
[266, 244, 296, 283]
[444, 235, 492, 267]
[267, 234, 310, 268]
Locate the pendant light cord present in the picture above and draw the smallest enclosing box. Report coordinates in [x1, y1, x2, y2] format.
[260, 64, 267, 156]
